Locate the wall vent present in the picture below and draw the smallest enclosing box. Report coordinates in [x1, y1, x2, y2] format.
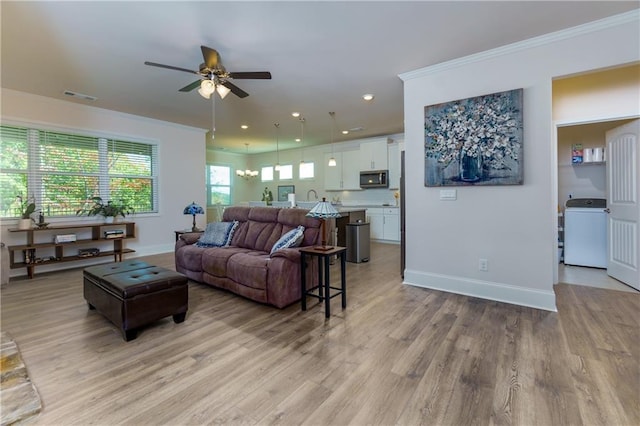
[63, 90, 97, 101]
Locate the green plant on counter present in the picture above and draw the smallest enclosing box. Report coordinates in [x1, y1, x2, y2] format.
[261, 187, 273, 205]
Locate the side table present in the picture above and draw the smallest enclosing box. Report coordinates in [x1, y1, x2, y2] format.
[300, 246, 347, 318]
[174, 229, 202, 242]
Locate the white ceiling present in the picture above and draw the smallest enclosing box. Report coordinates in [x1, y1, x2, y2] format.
[2, 1, 638, 154]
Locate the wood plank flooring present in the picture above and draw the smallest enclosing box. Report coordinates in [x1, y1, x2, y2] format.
[1, 243, 638, 425]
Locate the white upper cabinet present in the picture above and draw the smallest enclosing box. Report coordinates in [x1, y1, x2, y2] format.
[324, 150, 361, 191]
[359, 138, 389, 171]
[387, 143, 400, 190]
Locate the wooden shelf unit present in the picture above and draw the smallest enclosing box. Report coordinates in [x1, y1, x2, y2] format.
[8, 221, 135, 278]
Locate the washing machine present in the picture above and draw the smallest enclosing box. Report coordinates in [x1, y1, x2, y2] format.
[563, 198, 607, 268]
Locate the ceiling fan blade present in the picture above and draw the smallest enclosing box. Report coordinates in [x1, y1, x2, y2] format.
[179, 80, 202, 92]
[144, 61, 199, 75]
[228, 71, 272, 80]
[222, 81, 249, 98]
[201, 46, 221, 69]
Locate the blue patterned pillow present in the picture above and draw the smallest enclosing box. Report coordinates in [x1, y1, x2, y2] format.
[270, 225, 305, 255]
[196, 221, 239, 248]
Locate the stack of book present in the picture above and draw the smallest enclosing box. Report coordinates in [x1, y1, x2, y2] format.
[104, 229, 124, 239]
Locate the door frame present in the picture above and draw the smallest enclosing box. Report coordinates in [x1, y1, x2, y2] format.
[553, 115, 640, 284]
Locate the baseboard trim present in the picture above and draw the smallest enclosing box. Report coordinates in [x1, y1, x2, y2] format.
[403, 269, 557, 312]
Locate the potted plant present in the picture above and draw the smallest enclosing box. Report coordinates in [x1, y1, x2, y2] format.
[76, 197, 134, 223]
[261, 187, 273, 206]
[15, 195, 37, 229]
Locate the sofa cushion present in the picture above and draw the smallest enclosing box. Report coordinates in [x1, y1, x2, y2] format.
[270, 225, 305, 255]
[201, 246, 250, 278]
[226, 252, 270, 290]
[196, 221, 238, 247]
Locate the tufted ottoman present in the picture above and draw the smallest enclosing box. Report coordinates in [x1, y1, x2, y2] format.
[83, 260, 188, 341]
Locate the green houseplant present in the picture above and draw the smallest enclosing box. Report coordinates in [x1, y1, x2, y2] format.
[76, 197, 134, 222]
[16, 195, 37, 229]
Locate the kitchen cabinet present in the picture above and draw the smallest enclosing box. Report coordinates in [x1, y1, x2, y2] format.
[366, 207, 399, 242]
[359, 139, 389, 171]
[388, 143, 400, 190]
[324, 150, 360, 191]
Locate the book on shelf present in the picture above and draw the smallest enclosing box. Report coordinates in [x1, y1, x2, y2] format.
[104, 229, 124, 238]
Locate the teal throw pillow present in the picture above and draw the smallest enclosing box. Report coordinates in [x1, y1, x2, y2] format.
[270, 225, 305, 255]
[196, 221, 239, 248]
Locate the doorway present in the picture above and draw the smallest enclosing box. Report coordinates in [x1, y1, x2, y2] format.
[556, 119, 637, 292]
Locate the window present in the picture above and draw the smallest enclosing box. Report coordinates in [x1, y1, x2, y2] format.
[0, 125, 158, 218]
[278, 164, 293, 180]
[261, 166, 274, 182]
[299, 161, 315, 179]
[207, 164, 231, 205]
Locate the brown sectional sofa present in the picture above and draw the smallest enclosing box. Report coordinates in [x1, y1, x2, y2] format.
[175, 206, 321, 308]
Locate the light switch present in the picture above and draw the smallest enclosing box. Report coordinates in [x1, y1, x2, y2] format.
[439, 189, 457, 200]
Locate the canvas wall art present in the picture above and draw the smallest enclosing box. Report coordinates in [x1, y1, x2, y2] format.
[424, 88, 524, 186]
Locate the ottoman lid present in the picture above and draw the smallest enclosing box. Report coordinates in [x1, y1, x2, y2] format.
[84, 260, 153, 278]
[97, 266, 188, 299]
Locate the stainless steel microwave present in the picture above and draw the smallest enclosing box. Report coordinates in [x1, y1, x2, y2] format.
[360, 170, 388, 188]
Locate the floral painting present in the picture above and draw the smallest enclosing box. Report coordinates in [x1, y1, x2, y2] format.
[424, 88, 523, 186]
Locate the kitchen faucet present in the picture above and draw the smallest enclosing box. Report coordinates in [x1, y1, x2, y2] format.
[306, 189, 318, 201]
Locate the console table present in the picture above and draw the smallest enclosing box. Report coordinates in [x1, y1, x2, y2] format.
[7, 222, 135, 278]
[299, 246, 347, 318]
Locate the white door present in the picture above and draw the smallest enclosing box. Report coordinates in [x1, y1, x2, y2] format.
[606, 119, 639, 289]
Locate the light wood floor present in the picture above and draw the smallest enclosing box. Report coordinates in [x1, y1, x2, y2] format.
[1, 243, 638, 425]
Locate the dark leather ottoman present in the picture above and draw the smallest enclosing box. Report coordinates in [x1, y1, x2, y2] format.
[83, 260, 188, 341]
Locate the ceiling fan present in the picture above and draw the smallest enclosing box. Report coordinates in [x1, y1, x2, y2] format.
[144, 45, 271, 99]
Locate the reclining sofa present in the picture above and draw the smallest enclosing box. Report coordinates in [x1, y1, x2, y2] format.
[175, 206, 321, 308]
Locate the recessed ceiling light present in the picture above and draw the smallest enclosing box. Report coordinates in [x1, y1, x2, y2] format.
[291, 112, 300, 118]
[362, 94, 374, 101]
[241, 125, 248, 129]
[342, 130, 349, 135]
[295, 138, 301, 142]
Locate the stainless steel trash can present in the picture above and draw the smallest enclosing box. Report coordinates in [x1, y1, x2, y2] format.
[346, 222, 370, 263]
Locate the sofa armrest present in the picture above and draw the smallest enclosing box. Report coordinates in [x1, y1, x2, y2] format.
[179, 232, 201, 245]
[270, 247, 301, 263]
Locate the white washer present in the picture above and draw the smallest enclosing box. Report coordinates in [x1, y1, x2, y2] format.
[564, 200, 607, 268]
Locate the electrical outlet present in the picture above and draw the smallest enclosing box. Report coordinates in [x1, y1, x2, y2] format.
[479, 259, 488, 271]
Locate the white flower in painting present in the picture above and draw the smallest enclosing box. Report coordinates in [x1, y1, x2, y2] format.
[425, 91, 522, 171]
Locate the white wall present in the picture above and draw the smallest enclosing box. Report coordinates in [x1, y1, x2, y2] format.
[399, 11, 639, 311]
[1, 89, 207, 277]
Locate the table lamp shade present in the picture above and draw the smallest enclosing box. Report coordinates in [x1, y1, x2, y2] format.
[306, 198, 341, 250]
[183, 202, 204, 232]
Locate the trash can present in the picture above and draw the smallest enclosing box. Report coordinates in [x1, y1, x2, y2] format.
[346, 221, 370, 263]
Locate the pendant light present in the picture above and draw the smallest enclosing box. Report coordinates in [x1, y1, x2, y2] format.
[328, 111, 337, 167]
[274, 123, 281, 171]
[299, 117, 305, 164]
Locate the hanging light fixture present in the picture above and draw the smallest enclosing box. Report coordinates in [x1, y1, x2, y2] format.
[328, 112, 337, 167]
[198, 79, 216, 99]
[236, 144, 259, 179]
[299, 117, 305, 164]
[198, 78, 231, 100]
[216, 84, 231, 99]
[274, 123, 281, 171]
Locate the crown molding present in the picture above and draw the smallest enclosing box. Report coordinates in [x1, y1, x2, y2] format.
[399, 9, 639, 82]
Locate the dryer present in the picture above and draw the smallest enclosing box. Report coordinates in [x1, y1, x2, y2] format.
[564, 198, 607, 268]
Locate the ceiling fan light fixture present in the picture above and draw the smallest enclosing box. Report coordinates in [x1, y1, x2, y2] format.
[216, 84, 231, 99]
[199, 79, 216, 99]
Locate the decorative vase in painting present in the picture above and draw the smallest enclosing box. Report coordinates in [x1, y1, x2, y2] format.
[459, 147, 482, 182]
